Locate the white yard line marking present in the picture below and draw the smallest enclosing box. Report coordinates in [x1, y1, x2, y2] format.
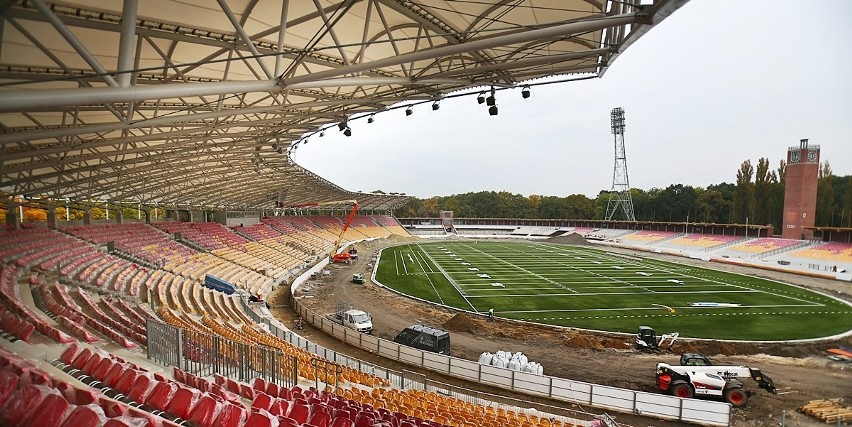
[464, 243, 578, 293]
[417, 244, 477, 312]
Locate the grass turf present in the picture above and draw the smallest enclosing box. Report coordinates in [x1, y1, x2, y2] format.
[374, 241, 852, 340]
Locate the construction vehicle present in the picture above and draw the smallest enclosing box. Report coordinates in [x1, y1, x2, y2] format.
[351, 273, 365, 284]
[656, 353, 777, 407]
[287, 200, 359, 264]
[636, 326, 679, 351]
[328, 302, 372, 334]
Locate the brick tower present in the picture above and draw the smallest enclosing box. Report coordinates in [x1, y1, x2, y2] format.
[782, 139, 820, 239]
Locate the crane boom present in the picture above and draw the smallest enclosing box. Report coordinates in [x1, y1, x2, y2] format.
[282, 199, 359, 262]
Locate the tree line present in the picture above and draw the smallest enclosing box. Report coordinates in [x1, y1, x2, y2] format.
[395, 158, 852, 229]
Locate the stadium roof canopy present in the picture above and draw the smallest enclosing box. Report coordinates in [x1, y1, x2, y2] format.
[0, 0, 688, 211]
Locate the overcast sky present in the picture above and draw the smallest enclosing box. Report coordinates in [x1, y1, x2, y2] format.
[293, 0, 852, 199]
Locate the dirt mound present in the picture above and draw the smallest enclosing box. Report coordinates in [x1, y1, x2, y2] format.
[443, 313, 482, 334]
[546, 232, 591, 246]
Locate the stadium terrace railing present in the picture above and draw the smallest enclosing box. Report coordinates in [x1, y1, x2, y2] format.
[146, 320, 298, 388]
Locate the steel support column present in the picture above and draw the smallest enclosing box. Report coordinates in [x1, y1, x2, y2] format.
[274, 0, 290, 77]
[116, 0, 138, 87]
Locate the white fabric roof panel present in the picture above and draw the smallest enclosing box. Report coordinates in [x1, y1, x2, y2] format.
[0, 0, 688, 210]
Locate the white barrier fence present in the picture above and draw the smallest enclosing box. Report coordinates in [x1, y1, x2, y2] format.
[292, 298, 731, 426]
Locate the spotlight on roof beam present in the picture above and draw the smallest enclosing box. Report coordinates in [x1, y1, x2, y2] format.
[367, 114, 375, 124]
[319, 131, 324, 137]
[489, 105, 498, 116]
[338, 120, 348, 131]
[477, 92, 485, 104]
[486, 95, 496, 106]
[405, 105, 413, 116]
[521, 85, 531, 99]
[432, 101, 440, 111]
[343, 127, 352, 137]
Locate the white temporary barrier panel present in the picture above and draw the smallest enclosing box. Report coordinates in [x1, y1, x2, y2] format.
[590, 385, 635, 412]
[423, 352, 450, 372]
[634, 392, 681, 418]
[551, 378, 593, 403]
[449, 358, 480, 380]
[681, 398, 731, 426]
[377, 340, 399, 359]
[479, 364, 513, 388]
[360, 334, 379, 351]
[513, 371, 550, 395]
[398, 346, 422, 365]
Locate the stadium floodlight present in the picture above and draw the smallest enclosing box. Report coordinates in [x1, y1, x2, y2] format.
[521, 85, 531, 99]
[405, 105, 413, 116]
[343, 127, 352, 137]
[319, 130, 324, 137]
[367, 114, 375, 123]
[486, 86, 496, 106]
[432, 100, 440, 111]
[477, 91, 485, 104]
[489, 105, 498, 116]
[338, 119, 347, 131]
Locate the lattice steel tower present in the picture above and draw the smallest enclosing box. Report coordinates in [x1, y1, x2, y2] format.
[605, 107, 636, 221]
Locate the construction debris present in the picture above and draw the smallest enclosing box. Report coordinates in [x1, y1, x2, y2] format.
[799, 399, 852, 424]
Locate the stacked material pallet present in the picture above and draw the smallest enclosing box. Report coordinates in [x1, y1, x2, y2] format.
[799, 399, 852, 423]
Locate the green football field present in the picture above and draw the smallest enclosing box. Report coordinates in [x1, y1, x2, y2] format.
[374, 241, 852, 340]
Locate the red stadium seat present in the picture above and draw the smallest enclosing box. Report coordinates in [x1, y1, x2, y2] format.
[0, 384, 49, 426]
[144, 380, 177, 411]
[113, 368, 139, 394]
[187, 394, 222, 427]
[0, 370, 19, 407]
[288, 401, 310, 424]
[331, 418, 355, 427]
[71, 347, 94, 370]
[59, 343, 81, 365]
[102, 363, 127, 388]
[308, 409, 331, 427]
[214, 402, 248, 427]
[21, 393, 71, 427]
[269, 398, 291, 417]
[91, 358, 115, 380]
[244, 410, 276, 427]
[251, 391, 274, 411]
[252, 377, 267, 392]
[99, 396, 128, 418]
[61, 404, 107, 427]
[81, 352, 104, 375]
[166, 386, 200, 419]
[127, 374, 155, 403]
[265, 381, 279, 398]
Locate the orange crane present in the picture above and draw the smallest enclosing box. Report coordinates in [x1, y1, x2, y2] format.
[288, 200, 359, 263]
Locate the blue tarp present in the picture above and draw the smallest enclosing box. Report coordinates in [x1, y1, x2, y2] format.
[204, 274, 236, 294]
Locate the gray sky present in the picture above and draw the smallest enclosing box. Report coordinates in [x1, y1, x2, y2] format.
[294, 0, 852, 199]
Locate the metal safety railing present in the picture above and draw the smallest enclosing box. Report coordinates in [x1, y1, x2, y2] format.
[146, 319, 298, 388]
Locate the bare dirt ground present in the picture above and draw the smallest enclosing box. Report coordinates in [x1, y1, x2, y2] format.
[269, 237, 852, 427]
